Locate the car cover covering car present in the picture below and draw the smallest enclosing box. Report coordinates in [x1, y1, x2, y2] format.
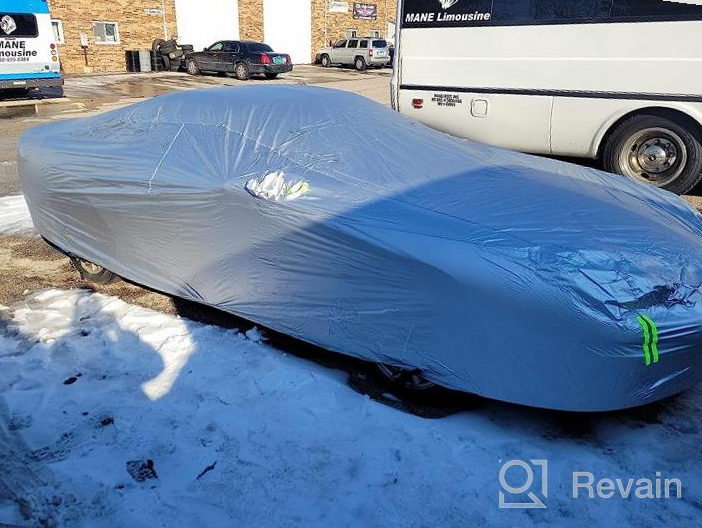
[18, 85, 702, 411]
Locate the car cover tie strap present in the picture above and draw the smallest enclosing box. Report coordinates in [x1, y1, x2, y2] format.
[637, 315, 660, 366]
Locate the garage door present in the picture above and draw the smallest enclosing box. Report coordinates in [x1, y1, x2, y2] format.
[175, 0, 239, 52]
[263, 0, 312, 64]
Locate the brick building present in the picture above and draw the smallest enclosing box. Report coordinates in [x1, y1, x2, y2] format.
[48, 0, 178, 73]
[50, 0, 396, 74]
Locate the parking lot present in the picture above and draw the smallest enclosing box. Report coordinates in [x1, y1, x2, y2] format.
[2, 67, 702, 528]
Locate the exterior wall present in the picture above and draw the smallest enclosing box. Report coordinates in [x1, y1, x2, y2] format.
[239, 0, 264, 41]
[49, 0, 178, 74]
[311, 1, 397, 62]
[176, 0, 239, 52]
[48, 0, 396, 73]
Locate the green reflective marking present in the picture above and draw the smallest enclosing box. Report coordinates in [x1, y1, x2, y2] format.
[637, 315, 652, 366]
[641, 315, 660, 364]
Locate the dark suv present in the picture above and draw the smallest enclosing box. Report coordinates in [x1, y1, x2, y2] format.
[185, 40, 293, 80]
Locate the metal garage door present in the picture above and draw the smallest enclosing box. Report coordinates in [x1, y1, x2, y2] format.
[263, 0, 312, 64]
[175, 0, 240, 52]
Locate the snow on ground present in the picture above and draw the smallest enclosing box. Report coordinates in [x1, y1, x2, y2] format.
[0, 195, 35, 236]
[0, 289, 701, 528]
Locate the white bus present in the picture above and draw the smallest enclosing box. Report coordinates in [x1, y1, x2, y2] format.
[392, 0, 702, 194]
[0, 0, 62, 96]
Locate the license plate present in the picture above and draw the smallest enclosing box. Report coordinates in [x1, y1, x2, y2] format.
[273, 56, 285, 65]
[376, 50, 386, 56]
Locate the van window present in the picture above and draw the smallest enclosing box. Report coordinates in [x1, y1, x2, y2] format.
[347, 39, 359, 48]
[372, 40, 387, 48]
[359, 40, 369, 48]
[610, 0, 702, 19]
[493, 0, 609, 24]
[334, 40, 347, 48]
[0, 13, 38, 38]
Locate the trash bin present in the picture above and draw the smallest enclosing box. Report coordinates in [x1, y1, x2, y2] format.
[125, 50, 140, 72]
[138, 50, 152, 73]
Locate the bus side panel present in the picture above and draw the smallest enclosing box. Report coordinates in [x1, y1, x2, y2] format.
[397, 21, 702, 155]
[399, 89, 553, 155]
[551, 99, 702, 159]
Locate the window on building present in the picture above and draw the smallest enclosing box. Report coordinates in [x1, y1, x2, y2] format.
[51, 19, 64, 44]
[93, 21, 119, 44]
[370, 29, 380, 38]
[346, 29, 357, 38]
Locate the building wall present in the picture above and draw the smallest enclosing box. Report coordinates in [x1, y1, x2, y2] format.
[49, 0, 178, 74]
[176, 0, 239, 52]
[239, 0, 264, 41]
[310, 1, 397, 63]
[48, 0, 396, 72]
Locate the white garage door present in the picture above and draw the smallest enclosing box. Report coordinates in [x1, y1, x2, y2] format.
[175, 0, 239, 52]
[263, 0, 312, 64]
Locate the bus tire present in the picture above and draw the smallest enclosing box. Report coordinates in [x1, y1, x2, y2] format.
[603, 114, 702, 195]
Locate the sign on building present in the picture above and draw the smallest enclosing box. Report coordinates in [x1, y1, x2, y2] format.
[353, 3, 377, 20]
[329, 1, 349, 13]
[144, 8, 164, 16]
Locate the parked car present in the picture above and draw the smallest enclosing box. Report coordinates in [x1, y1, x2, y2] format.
[19, 86, 702, 411]
[318, 38, 390, 71]
[185, 40, 292, 80]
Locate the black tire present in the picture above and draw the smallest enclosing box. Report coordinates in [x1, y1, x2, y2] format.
[161, 55, 171, 70]
[151, 38, 165, 52]
[168, 49, 184, 60]
[71, 257, 118, 285]
[234, 62, 251, 80]
[160, 39, 178, 54]
[186, 59, 200, 76]
[354, 56, 367, 71]
[180, 44, 194, 52]
[321, 54, 331, 68]
[602, 114, 702, 195]
[264, 73, 278, 79]
[376, 364, 436, 391]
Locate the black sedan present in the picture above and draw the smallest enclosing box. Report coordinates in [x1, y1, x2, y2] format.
[185, 40, 292, 80]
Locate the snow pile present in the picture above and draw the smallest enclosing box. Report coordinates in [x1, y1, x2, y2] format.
[0, 194, 35, 236]
[0, 289, 701, 527]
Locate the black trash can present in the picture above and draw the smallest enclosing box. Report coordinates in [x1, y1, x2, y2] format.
[125, 50, 140, 72]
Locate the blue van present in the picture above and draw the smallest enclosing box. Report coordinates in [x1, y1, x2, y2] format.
[0, 0, 62, 93]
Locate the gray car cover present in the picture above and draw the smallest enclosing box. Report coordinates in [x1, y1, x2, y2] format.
[19, 85, 702, 411]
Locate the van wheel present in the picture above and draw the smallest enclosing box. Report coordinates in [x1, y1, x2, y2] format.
[376, 364, 436, 391]
[321, 54, 331, 68]
[234, 62, 251, 80]
[603, 114, 702, 195]
[71, 257, 118, 285]
[354, 56, 367, 71]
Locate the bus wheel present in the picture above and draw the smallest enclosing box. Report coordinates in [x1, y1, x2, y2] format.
[603, 114, 702, 195]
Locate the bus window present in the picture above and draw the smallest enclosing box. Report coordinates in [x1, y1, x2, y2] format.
[0, 13, 39, 38]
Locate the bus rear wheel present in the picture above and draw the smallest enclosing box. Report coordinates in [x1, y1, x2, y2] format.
[603, 114, 702, 195]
